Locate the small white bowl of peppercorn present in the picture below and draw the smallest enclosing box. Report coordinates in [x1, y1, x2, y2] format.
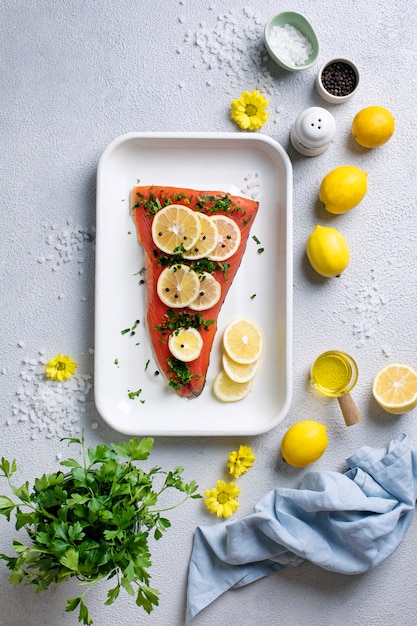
[316, 58, 360, 103]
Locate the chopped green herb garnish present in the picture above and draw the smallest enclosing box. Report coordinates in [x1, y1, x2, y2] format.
[216, 262, 231, 280]
[134, 192, 162, 216]
[155, 309, 215, 334]
[250, 294, 256, 299]
[252, 235, 261, 245]
[167, 357, 200, 389]
[155, 249, 230, 279]
[194, 194, 244, 215]
[257, 248, 265, 254]
[114, 358, 119, 366]
[145, 359, 150, 371]
[121, 319, 140, 336]
[128, 388, 143, 400]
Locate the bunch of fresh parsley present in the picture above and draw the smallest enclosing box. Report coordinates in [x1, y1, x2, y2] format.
[0, 435, 201, 625]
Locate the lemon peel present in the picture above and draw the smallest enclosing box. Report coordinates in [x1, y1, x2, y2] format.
[319, 165, 368, 215]
[281, 420, 328, 467]
[352, 105, 395, 148]
[306, 225, 350, 278]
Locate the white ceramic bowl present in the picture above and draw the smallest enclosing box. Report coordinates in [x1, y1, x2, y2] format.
[264, 11, 319, 71]
[316, 58, 360, 103]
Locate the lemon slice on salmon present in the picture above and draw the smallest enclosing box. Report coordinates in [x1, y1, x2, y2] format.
[209, 215, 241, 261]
[223, 318, 263, 364]
[188, 272, 222, 311]
[182, 213, 219, 260]
[156, 265, 200, 308]
[168, 327, 203, 362]
[213, 369, 254, 402]
[152, 204, 201, 254]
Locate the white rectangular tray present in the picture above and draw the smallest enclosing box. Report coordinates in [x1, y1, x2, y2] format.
[94, 132, 292, 436]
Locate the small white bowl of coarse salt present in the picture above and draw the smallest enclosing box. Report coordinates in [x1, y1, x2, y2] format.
[264, 11, 319, 71]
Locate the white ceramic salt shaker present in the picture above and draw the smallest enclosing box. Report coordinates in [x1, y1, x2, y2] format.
[290, 106, 336, 156]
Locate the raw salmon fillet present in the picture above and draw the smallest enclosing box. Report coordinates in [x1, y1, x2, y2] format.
[131, 185, 259, 398]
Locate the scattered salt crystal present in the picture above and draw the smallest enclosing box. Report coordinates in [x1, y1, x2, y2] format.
[18, 340, 25, 348]
[268, 24, 312, 66]
[11, 352, 94, 439]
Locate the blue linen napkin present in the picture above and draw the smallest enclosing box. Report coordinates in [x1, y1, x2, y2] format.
[186, 433, 417, 622]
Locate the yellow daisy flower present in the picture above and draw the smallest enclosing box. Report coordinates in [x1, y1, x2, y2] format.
[227, 445, 256, 479]
[204, 480, 241, 518]
[45, 353, 78, 382]
[230, 89, 269, 131]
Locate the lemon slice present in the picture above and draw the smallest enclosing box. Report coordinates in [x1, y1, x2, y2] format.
[213, 369, 253, 402]
[151, 204, 201, 254]
[223, 318, 263, 365]
[188, 272, 222, 311]
[182, 213, 219, 260]
[156, 265, 200, 308]
[209, 215, 241, 261]
[222, 351, 261, 383]
[168, 327, 203, 362]
[372, 363, 417, 415]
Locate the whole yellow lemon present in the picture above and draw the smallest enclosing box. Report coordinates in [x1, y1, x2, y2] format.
[352, 105, 395, 148]
[281, 420, 328, 468]
[319, 165, 368, 214]
[306, 225, 350, 278]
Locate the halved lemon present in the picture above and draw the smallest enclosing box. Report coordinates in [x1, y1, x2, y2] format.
[168, 327, 203, 362]
[182, 213, 219, 260]
[151, 204, 201, 254]
[223, 318, 263, 365]
[209, 215, 241, 261]
[372, 363, 417, 415]
[222, 351, 261, 383]
[156, 265, 200, 308]
[213, 369, 253, 402]
[188, 272, 222, 311]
